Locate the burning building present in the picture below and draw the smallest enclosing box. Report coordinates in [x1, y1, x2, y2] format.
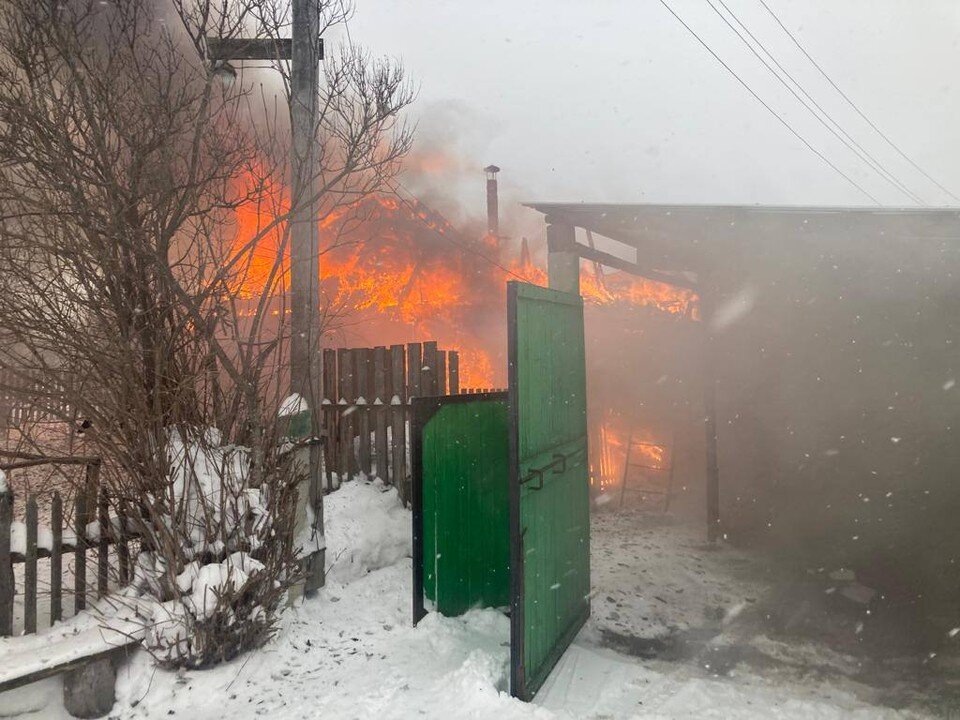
[229, 168, 699, 496]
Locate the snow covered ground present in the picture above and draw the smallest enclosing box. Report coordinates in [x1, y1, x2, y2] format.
[1, 479, 943, 719]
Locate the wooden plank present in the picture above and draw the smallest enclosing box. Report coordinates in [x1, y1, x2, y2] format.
[322, 348, 338, 490]
[373, 346, 388, 480]
[206, 37, 295, 61]
[83, 460, 99, 527]
[74, 493, 86, 612]
[24, 495, 38, 633]
[407, 343, 422, 399]
[50, 492, 62, 623]
[572, 241, 699, 290]
[322, 349, 338, 402]
[422, 341, 438, 396]
[390, 345, 406, 491]
[98, 489, 109, 595]
[337, 348, 351, 482]
[0, 492, 11, 636]
[117, 512, 130, 586]
[436, 351, 448, 395]
[356, 348, 372, 476]
[0, 450, 99, 464]
[449, 351, 460, 394]
[0, 630, 141, 694]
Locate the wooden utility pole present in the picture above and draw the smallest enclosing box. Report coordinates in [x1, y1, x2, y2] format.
[289, 0, 321, 405]
[289, 0, 325, 595]
[207, 9, 325, 593]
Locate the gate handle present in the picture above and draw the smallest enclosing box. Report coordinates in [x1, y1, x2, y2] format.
[521, 452, 571, 490]
[552, 453, 566, 473]
[523, 467, 545, 490]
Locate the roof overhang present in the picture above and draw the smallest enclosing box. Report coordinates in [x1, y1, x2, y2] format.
[523, 202, 960, 278]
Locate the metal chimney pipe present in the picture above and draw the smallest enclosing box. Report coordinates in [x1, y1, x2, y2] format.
[484, 164, 500, 239]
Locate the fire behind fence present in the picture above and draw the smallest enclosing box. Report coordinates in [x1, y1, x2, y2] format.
[320, 341, 502, 499]
[0, 340, 491, 636]
[0, 341, 492, 498]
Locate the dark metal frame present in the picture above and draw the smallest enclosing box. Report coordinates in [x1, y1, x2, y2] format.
[410, 391, 508, 627]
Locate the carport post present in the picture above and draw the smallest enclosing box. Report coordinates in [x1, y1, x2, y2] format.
[546, 223, 579, 293]
[700, 289, 721, 543]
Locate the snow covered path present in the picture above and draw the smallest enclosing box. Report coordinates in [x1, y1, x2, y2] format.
[3, 480, 935, 719]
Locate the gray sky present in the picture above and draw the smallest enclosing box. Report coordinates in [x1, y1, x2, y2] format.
[348, 0, 960, 212]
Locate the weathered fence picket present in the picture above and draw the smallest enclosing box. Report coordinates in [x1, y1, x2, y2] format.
[50, 492, 62, 623]
[318, 342, 487, 501]
[74, 493, 86, 613]
[373, 347, 388, 478]
[117, 513, 130, 586]
[24, 495, 37, 633]
[98, 488, 109, 596]
[390, 344, 406, 499]
[0, 492, 9, 636]
[357, 348, 372, 476]
[0, 478, 136, 636]
[449, 352, 460, 395]
[436, 351, 447, 395]
[408, 343, 422, 398]
[421, 341, 437, 397]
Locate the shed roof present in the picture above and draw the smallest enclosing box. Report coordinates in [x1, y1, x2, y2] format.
[522, 202, 960, 274]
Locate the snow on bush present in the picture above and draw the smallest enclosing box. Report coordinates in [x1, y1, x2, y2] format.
[136, 427, 300, 668]
[164, 427, 267, 556]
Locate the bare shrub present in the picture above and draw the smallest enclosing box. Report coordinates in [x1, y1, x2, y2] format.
[0, 0, 411, 665]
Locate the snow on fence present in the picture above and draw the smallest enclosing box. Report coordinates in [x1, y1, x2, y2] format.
[321, 342, 501, 502]
[0, 455, 134, 637]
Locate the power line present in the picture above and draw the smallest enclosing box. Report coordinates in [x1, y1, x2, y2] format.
[757, 0, 960, 204]
[656, 0, 880, 205]
[708, 0, 926, 206]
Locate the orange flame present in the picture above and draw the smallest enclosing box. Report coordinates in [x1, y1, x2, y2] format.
[229, 175, 697, 389]
[591, 419, 666, 492]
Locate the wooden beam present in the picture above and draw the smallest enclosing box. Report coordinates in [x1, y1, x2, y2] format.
[547, 224, 579, 293]
[206, 37, 295, 61]
[572, 242, 698, 291]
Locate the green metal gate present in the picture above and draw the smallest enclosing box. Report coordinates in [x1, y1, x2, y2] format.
[412, 392, 511, 622]
[508, 281, 591, 700]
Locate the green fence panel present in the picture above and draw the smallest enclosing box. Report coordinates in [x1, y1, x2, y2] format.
[508, 281, 591, 700]
[412, 393, 510, 622]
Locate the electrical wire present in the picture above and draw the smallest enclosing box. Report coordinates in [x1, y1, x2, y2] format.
[656, 0, 881, 205]
[757, 0, 959, 204]
[708, 0, 926, 206]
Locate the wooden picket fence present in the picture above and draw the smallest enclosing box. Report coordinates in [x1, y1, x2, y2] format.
[320, 341, 500, 499]
[0, 367, 75, 436]
[0, 341, 496, 636]
[0, 453, 134, 637]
